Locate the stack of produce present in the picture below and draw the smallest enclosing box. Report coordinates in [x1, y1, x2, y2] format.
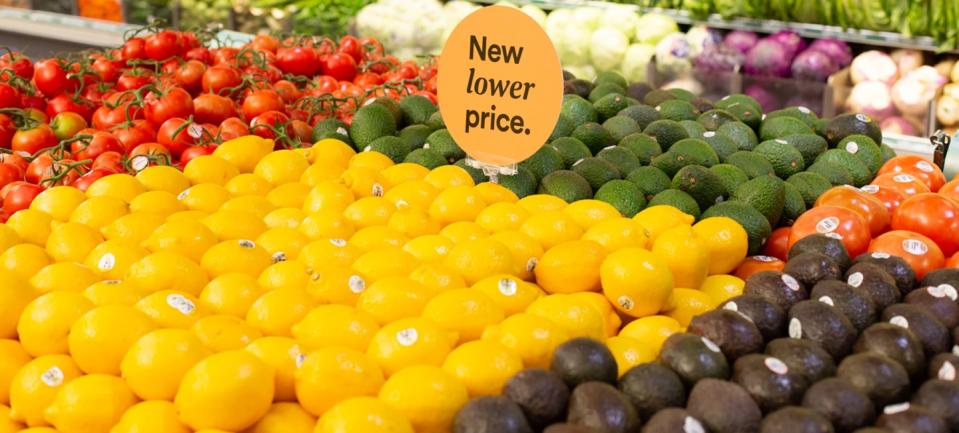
[698, 30, 853, 84]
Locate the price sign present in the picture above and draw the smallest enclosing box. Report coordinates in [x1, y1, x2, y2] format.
[437, 5, 563, 167]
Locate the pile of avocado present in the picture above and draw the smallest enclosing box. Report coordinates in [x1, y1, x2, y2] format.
[453, 234, 959, 433]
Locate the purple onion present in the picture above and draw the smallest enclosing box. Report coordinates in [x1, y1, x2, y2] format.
[694, 43, 744, 72]
[807, 38, 852, 67]
[768, 30, 806, 59]
[723, 30, 759, 54]
[744, 39, 793, 77]
[745, 84, 780, 112]
[791, 49, 840, 82]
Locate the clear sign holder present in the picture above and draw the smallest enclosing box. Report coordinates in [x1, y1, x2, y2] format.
[465, 157, 517, 183]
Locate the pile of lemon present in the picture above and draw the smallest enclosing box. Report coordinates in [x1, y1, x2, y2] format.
[0, 136, 750, 433]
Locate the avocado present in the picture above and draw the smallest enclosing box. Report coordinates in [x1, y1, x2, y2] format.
[837, 352, 911, 407]
[716, 94, 762, 113]
[597, 146, 641, 177]
[686, 378, 762, 433]
[617, 105, 661, 130]
[788, 300, 857, 359]
[824, 113, 883, 147]
[641, 408, 706, 433]
[399, 95, 438, 126]
[426, 129, 466, 162]
[617, 133, 662, 165]
[520, 146, 565, 182]
[787, 234, 850, 270]
[837, 134, 883, 175]
[503, 368, 570, 430]
[778, 134, 829, 166]
[543, 424, 598, 433]
[786, 172, 834, 207]
[454, 158, 489, 183]
[782, 182, 807, 224]
[350, 103, 398, 149]
[723, 101, 763, 131]
[399, 124, 433, 149]
[807, 160, 855, 186]
[920, 268, 959, 290]
[370, 97, 403, 126]
[453, 396, 534, 433]
[658, 333, 730, 387]
[710, 164, 750, 196]
[760, 406, 834, 433]
[718, 121, 760, 151]
[875, 403, 948, 433]
[765, 338, 836, 384]
[845, 262, 902, 311]
[813, 118, 829, 137]
[601, 116, 641, 143]
[617, 363, 686, 420]
[497, 167, 538, 199]
[367, 135, 412, 163]
[312, 118, 353, 147]
[572, 157, 621, 191]
[672, 165, 727, 210]
[566, 382, 641, 433]
[930, 353, 959, 382]
[815, 149, 872, 187]
[698, 109, 738, 131]
[854, 323, 926, 380]
[905, 286, 959, 328]
[688, 309, 764, 361]
[644, 120, 690, 152]
[404, 145, 448, 169]
[595, 71, 628, 89]
[784, 253, 842, 289]
[668, 88, 696, 101]
[721, 295, 787, 342]
[732, 354, 809, 412]
[810, 280, 877, 332]
[594, 180, 646, 217]
[668, 138, 722, 167]
[732, 175, 786, 227]
[690, 97, 715, 113]
[626, 167, 672, 202]
[882, 304, 951, 357]
[679, 120, 707, 138]
[702, 200, 772, 255]
[426, 110, 445, 130]
[589, 83, 626, 103]
[564, 78, 593, 99]
[727, 151, 776, 178]
[657, 99, 699, 122]
[880, 143, 897, 162]
[594, 94, 630, 122]
[550, 338, 618, 387]
[755, 140, 806, 178]
[644, 89, 678, 106]
[913, 380, 959, 432]
[701, 132, 739, 162]
[538, 170, 593, 203]
[802, 377, 877, 433]
[744, 271, 809, 311]
[548, 137, 594, 169]
[853, 253, 917, 295]
[647, 189, 702, 220]
[562, 96, 600, 126]
[572, 122, 616, 154]
[549, 115, 576, 142]
[766, 106, 818, 129]
[760, 116, 814, 142]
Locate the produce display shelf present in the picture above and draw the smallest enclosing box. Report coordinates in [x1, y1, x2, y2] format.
[472, 0, 953, 53]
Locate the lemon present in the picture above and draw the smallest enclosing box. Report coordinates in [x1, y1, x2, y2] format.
[519, 210, 583, 250]
[388, 206, 441, 238]
[8, 355, 82, 426]
[699, 274, 745, 305]
[101, 212, 165, 245]
[69, 196, 128, 231]
[30, 187, 86, 221]
[535, 240, 606, 294]
[0, 404, 24, 432]
[562, 199, 621, 229]
[0, 244, 51, 281]
[383, 179, 438, 210]
[617, 315, 682, 354]
[633, 205, 695, 243]
[125, 251, 209, 296]
[198, 273, 265, 317]
[424, 165, 474, 189]
[356, 277, 430, 325]
[600, 247, 674, 318]
[0, 276, 35, 339]
[0, 224, 21, 254]
[83, 239, 149, 280]
[303, 181, 355, 214]
[244, 337, 301, 402]
[473, 181, 519, 204]
[81, 280, 143, 307]
[174, 350, 274, 431]
[292, 305, 379, 352]
[0, 339, 31, 404]
[429, 185, 488, 225]
[378, 163, 429, 188]
[475, 202, 530, 233]
[245, 288, 315, 337]
[317, 397, 413, 433]
[516, 194, 567, 213]
[366, 317, 456, 376]
[245, 402, 316, 433]
[192, 314, 263, 352]
[18, 292, 94, 357]
[44, 222, 101, 263]
[438, 221, 489, 244]
[652, 225, 710, 290]
[408, 263, 467, 294]
[220, 195, 277, 220]
[111, 400, 191, 433]
[442, 340, 523, 397]
[44, 374, 137, 433]
[178, 183, 232, 212]
[121, 329, 212, 401]
[422, 288, 505, 342]
[202, 210, 268, 242]
[254, 150, 310, 185]
[582, 217, 650, 251]
[264, 207, 307, 230]
[692, 216, 749, 275]
[135, 165, 191, 194]
[29, 262, 100, 294]
[442, 237, 514, 286]
[349, 226, 407, 252]
[67, 305, 155, 375]
[569, 291, 622, 337]
[298, 210, 356, 241]
[213, 135, 275, 173]
[266, 182, 310, 209]
[606, 336, 656, 377]
[378, 365, 468, 433]
[295, 346, 384, 416]
[471, 274, 543, 315]
[402, 234, 454, 263]
[525, 294, 606, 340]
[309, 139, 356, 170]
[300, 163, 340, 187]
[6, 209, 52, 246]
[488, 230, 544, 281]
[340, 166, 382, 199]
[144, 219, 218, 262]
[258, 260, 311, 292]
[663, 288, 716, 327]
[128, 190, 185, 216]
[200, 239, 273, 278]
[85, 173, 146, 203]
[343, 196, 396, 229]
[254, 227, 308, 262]
[349, 151, 394, 171]
[351, 246, 418, 283]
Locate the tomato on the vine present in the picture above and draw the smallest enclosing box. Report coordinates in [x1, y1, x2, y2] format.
[145, 30, 183, 61]
[0, 163, 23, 190]
[202, 66, 242, 95]
[122, 37, 147, 61]
[175, 60, 207, 93]
[45, 94, 94, 122]
[275, 47, 320, 77]
[947, 252, 959, 269]
[3, 182, 43, 213]
[323, 53, 358, 82]
[0, 113, 14, 148]
[49, 112, 88, 140]
[128, 142, 172, 169]
[112, 120, 156, 152]
[91, 57, 121, 83]
[0, 83, 21, 109]
[217, 117, 250, 141]
[116, 69, 154, 91]
[71, 167, 114, 192]
[788, 205, 872, 258]
[0, 51, 33, 80]
[32, 59, 76, 97]
[891, 193, 959, 256]
[178, 144, 215, 168]
[762, 227, 791, 261]
[144, 87, 194, 126]
[878, 155, 946, 192]
[241, 89, 285, 120]
[70, 130, 123, 161]
[11, 124, 57, 154]
[250, 110, 291, 140]
[868, 230, 944, 279]
[193, 93, 237, 125]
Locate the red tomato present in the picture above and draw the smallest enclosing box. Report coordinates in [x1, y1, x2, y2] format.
[0, 83, 20, 109]
[11, 124, 57, 155]
[788, 205, 872, 258]
[0, 152, 29, 173]
[202, 66, 242, 95]
[891, 193, 959, 256]
[45, 94, 94, 122]
[241, 89, 285, 120]
[250, 110, 291, 140]
[33, 59, 77, 97]
[814, 185, 890, 236]
[251, 35, 279, 53]
[91, 57, 120, 83]
[762, 227, 791, 261]
[92, 151, 125, 172]
[193, 93, 237, 125]
[734, 255, 786, 281]
[289, 119, 312, 145]
[272, 80, 302, 104]
[122, 37, 147, 61]
[868, 230, 944, 280]
[0, 113, 15, 148]
[185, 47, 212, 64]
[128, 142, 173, 168]
[275, 47, 320, 77]
[175, 60, 207, 93]
[144, 87, 194, 126]
[217, 117, 250, 141]
[859, 183, 905, 214]
[71, 130, 123, 162]
[0, 163, 23, 190]
[947, 252, 959, 269]
[940, 178, 959, 202]
[322, 52, 357, 82]
[71, 168, 114, 192]
[878, 155, 946, 192]
[157, 118, 204, 158]
[145, 30, 183, 61]
[178, 144, 215, 168]
[338, 35, 363, 63]
[3, 182, 43, 213]
[112, 120, 156, 152]
[870, 172, 930, 197]
[116, 70, 154, 91]
[0, 51, 33, 80]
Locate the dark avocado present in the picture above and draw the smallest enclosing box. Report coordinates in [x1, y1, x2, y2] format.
[929, 353, 959, 382]
[846, 262, 902, 311]
[760, 406, 835, 433]
[544, 424, 599, 433]
[566, 382, 641, 433]
[853, 323, 926, 380]
[919, 268, 959, 290]
[803, 377, 876, 433]
[453, 396, 534, 433]
[503, 368, 570, 430]
[618, 363, 686, 420]
[640, 408, 707, 433]
[658, 333, 730, 387]
[824, 113, 883, 148]
[765, 338, 836, 383]
[688, 309, 765, 361]
[744, 271, 809, 311]
[785, 253, 843, 289]
[565, 79, 594, 99]
[550, 338, 618, 387]
[720, 295, 787, 342]
[690, 97, 716, 114]
[882, 304, 951, 357]
[905, 285, 959, 328]
[686, 378, 763, 433]
[853, 252, 916, 294]
[788, 300, 857, 359]
[732, 354, 809, 413]
[913, 380, 959, 432]
[810, 280, 878, 332]
[789, 234, 852, 271]
[626, 83, 653, 103]
[837, 352, 911, 407]
[875, 403, 948, 433]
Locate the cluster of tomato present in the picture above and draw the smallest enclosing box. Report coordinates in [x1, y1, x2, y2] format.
[0, 29, 439, 219]
[750, 155, 959, 279]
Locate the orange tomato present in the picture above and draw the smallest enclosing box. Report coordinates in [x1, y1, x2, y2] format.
[788, 206, 872, 258]
[870, 173, 931, 198]
[859, 184, 906, 214]
[762, 227, 791, 261]
[734, 255, 785, 281]
[877, 155, 946, 192]
[868, 230, 944, 280]
[814, 185, 890, 236]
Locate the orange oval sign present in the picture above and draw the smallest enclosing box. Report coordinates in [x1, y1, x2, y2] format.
[437, 5, 563, 166]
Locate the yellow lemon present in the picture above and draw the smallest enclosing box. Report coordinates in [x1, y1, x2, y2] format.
[316, 397, 412, 433]
[351, 246, 418, 283]
[200, 239, 273, 278]
[472, 274, 543, 315]
[402, 235, 453, 264]
[6, 209, 52, 246]
[254, 150, 309, 185]
[245, 288, 315, 337]
[618, 315, 682, 354]
[120, 329, 211, 401]
[408, 263, 467, 294]
[633, 205, 695, 243]
[366, 317, 456, 376]
[562, 199, 621, 229]
[600, 247, 674, 318]
[143, 219, 217, 262]
[292, 305, 379, 352]
[438, 221, 488, 244]
[0, 224, 21, 253]
[422, 288, 505, 342]
[110, 400, 191, 433]
[304, 267, 364, 305]
[378, 163, 429, 188]
[30, 187, 86, 221]
[0, 277, 36, 339]
[303, 181, 355, 213]
[85, 173, 145, 203]
[69, 196, 128, 231]
[535, 240, 606, 294]
[192, 314, 263, 352]
[300, 163, 340, 187]
[343, 196, 395, 229]
[383, 179, 438, 210]
[442, 340, 523, 397]
[178, 183, 232, 213]
[212, 135, 275, 173]
[258, 259, 311, 292]
[442, 238, 514, 285]
[0, 339, 31, 404]
[67, 305, 155, 375]
[699, 274, 746, 305]
[569, 291, 622, 337]
[125, 251, 208, 296]
[348, 150, 394, 171]
[424, 165, 474, 189]
[83, 239, 149, 280]
[264, 207, 307, 229]
[135, 165, 191, 194]
[29, 263, 100, 294]
[378, 365, 468, 433]
[475, 202, 529, 233]
[388, 206, 440, 237]
[349, 226, 407, 251]
[81, 280, 143, 307]
[516, 194, 567, 214]
[582, 217, 650, 251]
[128, 190, 185, 216]
[8, 354, 82, 426]
[0, 244, 51, 281]
[244, 336, 301, 402]
[295, 346, 384, 416]
[606, 336, 656, 377]
[356, 277, 430, 325]
[266, 182, 310, 209]
[428, 186, 487, 225]
[340, 166, 382, 199]
[254, 226, 309, 261]
[525, 294, 606, 340]
[519, 210, 583, 250]
[43, 222, 100, 263]
[220, 194, 277, 219]
[298, 210, 355, 241]
[488, 230, 544, 281]
[100, 212, 165, 245]
[652, 225, 710, 290]
[17, 292, 94, 357]
[134, 290, 203, 329]
[309, 139, 355, 171]
[245, 402, 315, 433]
[0, 403, 23, 432]
[43, 374, 137, 433]
[202, 210, 268, 242]
[692, 216, 749, 275]
[174, 350, 274, 431]
[473, 181, 519, 204]
[662, 288, 716, 327]
[183, 155, 240, 186]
